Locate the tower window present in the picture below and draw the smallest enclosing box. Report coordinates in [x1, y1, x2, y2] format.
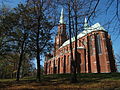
[96, 35, 102, 54]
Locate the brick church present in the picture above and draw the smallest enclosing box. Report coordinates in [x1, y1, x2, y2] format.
[44, 8, 116, 74]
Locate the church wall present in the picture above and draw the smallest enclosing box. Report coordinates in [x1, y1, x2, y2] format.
[90, 34, 98, 73]
[77, 49, 86, 73]
[44, 30, 116, 74]
[98, 32, 111, 73]
[105, 33, 117, 72]
[44, 8, 116, 75]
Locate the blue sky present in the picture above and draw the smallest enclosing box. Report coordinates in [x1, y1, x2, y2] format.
[1, 0, 120, 68]
[93, 0, 120, 55]
[1, 0, 119, 53]
[0, 0, 25, 8]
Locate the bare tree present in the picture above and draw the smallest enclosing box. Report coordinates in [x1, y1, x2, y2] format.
[56, 0, 100, 82]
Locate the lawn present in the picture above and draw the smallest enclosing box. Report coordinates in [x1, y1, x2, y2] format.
[0, 73, 120, 90]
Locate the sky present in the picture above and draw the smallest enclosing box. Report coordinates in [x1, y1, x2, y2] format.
[92, 0, 120, 55]
[1, 0, 120, 69]
[0, 0, 25, 7]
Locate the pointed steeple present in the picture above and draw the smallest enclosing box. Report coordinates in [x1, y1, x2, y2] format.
[59, 8, 64, 24]
[84, 17, 89, 29]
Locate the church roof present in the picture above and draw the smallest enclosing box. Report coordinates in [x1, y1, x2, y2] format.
[60, 23, 106, 48]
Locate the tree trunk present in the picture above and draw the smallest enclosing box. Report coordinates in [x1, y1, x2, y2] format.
[36, 52, 41, 81]
[36, 16, 41, 81]
[70, 0, 78, 83]
[16, 50, 24, 81]
[68, 1, 76, 82]
[73, 3, 78, 82]
[74, 0, 78, 83]
[16, 40, 25, 81]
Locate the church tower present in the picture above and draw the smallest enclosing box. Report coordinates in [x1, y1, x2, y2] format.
[54, 8, 67, 56]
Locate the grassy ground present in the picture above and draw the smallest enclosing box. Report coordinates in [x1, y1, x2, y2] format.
[0, 73, 120, 90]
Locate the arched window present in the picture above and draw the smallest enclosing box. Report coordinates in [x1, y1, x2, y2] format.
[96, 35, 102, 54]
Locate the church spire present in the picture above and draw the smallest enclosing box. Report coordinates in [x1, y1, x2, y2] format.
[59, 8, 64, 24]
[84, 17, 89, 29]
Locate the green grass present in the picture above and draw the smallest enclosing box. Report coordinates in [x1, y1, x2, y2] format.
[0, 73, 120, 89]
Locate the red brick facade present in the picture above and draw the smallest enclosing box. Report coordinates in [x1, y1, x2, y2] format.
[44, 20, 116, 74]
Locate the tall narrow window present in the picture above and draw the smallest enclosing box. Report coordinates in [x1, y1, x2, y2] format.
[64, 56, 66, 73]
[58, 58, 60, 74]
[96, 35, 102, 54]
[68, 55, 69, 65]
[89, 36, 93, 55]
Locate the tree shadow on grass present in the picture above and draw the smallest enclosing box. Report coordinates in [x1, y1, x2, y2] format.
[1, 73, 120, 89]
[0, 79, 36, 89]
